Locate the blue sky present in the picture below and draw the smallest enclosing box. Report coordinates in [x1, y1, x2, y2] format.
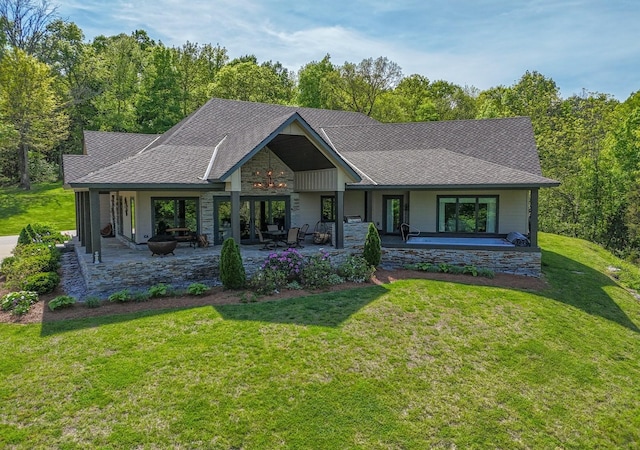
[57, 0, 639, 100]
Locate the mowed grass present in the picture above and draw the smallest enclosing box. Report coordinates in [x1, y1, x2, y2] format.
[0, 182, 76, 235]
[1, 233, 640, 448]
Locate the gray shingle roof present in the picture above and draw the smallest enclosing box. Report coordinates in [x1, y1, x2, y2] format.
[66, 98, 558, 189]
[322, 118, 558, 187]
[63, 131, 159, 184]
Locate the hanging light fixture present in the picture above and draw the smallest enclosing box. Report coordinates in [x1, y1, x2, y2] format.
[253, 148, 287, 189]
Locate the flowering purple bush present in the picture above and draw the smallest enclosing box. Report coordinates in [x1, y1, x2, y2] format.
[261, 248, 305, 280]
[251, 248, 337, 294]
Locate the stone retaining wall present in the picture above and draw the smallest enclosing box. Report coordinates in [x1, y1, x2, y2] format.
[381, 247, 541, 277]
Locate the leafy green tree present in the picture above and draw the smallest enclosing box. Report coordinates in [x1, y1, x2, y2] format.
[0, 47, 68, 189]
[389, 74, 436, 121]
[210, 60, 290, 104]
[297, 54, 335, 108]
[91, 33, 144, 132]
[136, 44, 182, 133]
[321, 56, 403, 116]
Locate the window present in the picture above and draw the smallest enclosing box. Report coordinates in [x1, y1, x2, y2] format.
[153, 198, 198, 235]
[321, 196, 336, 222]
[438, 196, 498, 233]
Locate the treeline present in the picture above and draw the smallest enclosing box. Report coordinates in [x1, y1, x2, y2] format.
[1, 0, 640, 259]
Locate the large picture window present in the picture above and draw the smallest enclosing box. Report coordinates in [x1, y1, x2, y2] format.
[438, 196, 498, 233]
[153, 198, 198, 235]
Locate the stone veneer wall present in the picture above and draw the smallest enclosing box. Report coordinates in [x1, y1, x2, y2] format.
[77, 222, 540, 297]
[342, 221, 541, 277]
[381, 248, 541, 277]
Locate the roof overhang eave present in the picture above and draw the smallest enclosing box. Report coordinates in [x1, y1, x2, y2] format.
[67, 182, 226, 191]
[346, 182, 561, 190]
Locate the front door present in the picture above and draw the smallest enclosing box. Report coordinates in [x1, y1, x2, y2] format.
[383, 195, 403, 234]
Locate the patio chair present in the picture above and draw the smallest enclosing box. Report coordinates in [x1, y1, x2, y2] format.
[285, 227, 300, 248]
[297, 223, 309, 247]
[266, 224, 279, 232]
[255, 227, 275, 250]
[400, 223, 420, 242]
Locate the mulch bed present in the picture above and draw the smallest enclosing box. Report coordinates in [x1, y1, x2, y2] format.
[0, 269, 547, 325]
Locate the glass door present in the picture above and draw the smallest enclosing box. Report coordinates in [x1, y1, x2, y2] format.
[213, 198, 232, 245]
[214, 196, 289, 244]
[383, 195, 403, 234]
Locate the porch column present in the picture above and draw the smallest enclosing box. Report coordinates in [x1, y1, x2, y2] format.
[89, 189, 102, 262]
[365, 190, 373, 222]
[335, 190, 344, 249]
[530, 188, 539, 248]
[75, 192, 81, 242]
[83, 192, 91, 253]
[230, 191, 241, 243]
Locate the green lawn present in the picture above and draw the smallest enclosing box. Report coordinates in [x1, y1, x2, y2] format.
[0, 182, 76, 235]
[1, 233, 639, 448]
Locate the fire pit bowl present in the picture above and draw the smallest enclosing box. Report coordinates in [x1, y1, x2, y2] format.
[147, 235, 178, 256]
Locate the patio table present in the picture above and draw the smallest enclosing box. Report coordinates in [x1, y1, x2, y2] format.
[264, 230, 287, 247]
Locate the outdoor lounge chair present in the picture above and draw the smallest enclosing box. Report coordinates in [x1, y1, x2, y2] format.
[285, 227, 300, 247]
[297, 223, 309, 247]
[255, 227, 275, 250]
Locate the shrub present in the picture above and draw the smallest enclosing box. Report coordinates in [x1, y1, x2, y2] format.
[261, 248, 305, 281]
[31, 223, 67, 244]
[363, 223, 381, 267]
[85, 296, 102, 308]
[1, 256, 17, 275]
[463, 265, 479, 276]
[338, 254, 375, 283]
[286, 280, 303, 290]
[220, 238, 246, 289]
[133, 291, 150, 302]
[249, 269, 288, 295]
[23, 272, 60, 294]
[301, 251, 333, 289]
[13, 243, 59, 261]
[108, 290, 132, 303]
[17, 226, 34, 245]
[187, 283, 209, 296]
[1, 291, 39, 315]
[148, 283, 172, 298]
[49, 295, 76, 311]
[478, 268, 495, 278]
[4, 255, 60, 289]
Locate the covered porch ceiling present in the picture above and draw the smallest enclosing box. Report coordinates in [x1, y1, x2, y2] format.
[267, 134, 334, 172]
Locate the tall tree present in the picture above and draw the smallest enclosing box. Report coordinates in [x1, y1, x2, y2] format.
[297, 54, 335, 108]
[0, 47, 68, 189]
[321, 56, 403, 116]
[0, 0, 58, 54]
[91, 33, 144, 132]
[210, 60, 290, 104]
[137, 44, 181, 133]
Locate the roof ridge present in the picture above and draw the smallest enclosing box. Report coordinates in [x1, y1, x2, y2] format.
[320, 116, 531, 130]
[320, 128, 377, 185]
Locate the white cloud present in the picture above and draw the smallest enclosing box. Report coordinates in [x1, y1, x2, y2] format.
[56, 0, 640, 99]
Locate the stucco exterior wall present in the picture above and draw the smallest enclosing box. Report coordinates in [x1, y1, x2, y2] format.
[409, 190, 529, 234]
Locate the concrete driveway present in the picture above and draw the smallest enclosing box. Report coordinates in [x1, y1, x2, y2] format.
[0, 235, 18, 262]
